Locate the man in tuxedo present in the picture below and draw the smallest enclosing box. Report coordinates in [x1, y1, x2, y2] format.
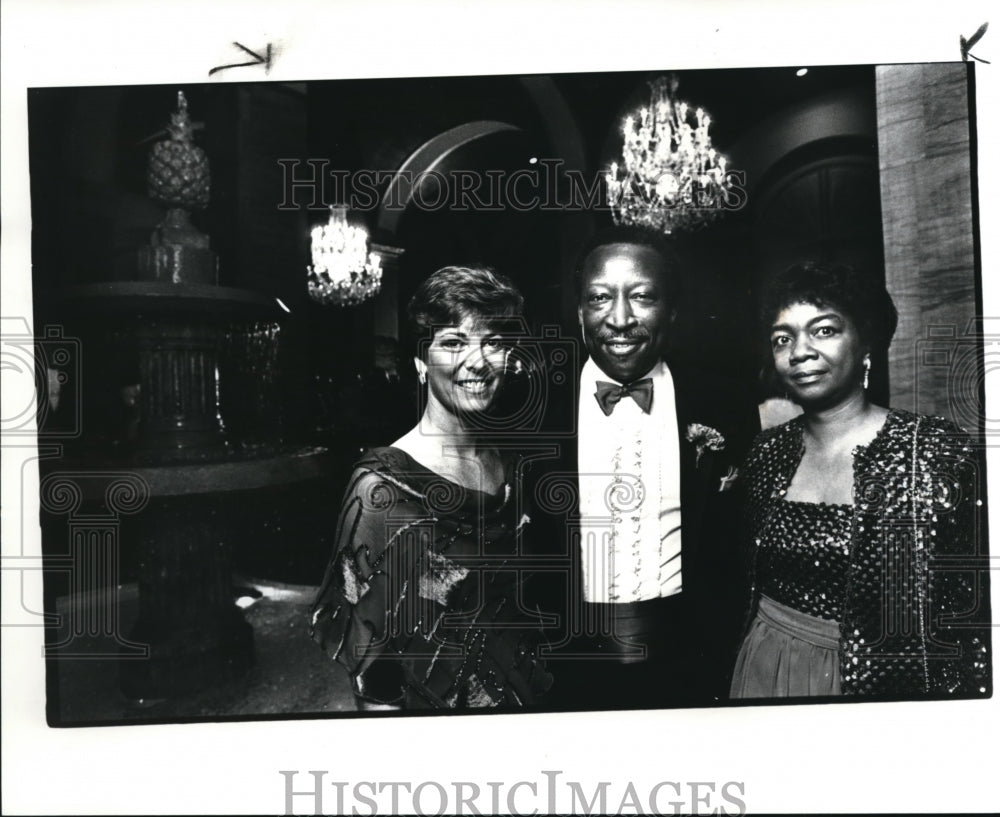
[544, 226, 757, 709]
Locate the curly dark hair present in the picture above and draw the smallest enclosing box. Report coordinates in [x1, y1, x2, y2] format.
[759, 261, 898, 356]
[573, 225, 682, 304]
[406, 265, 526, 360]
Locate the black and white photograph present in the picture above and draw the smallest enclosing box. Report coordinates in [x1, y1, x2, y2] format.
[2, 1, 997, 814]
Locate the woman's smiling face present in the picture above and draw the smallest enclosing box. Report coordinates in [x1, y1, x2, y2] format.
[419, 315, 508, 418]
[770, 301, 868, 408]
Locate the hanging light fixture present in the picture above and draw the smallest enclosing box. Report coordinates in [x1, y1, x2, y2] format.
[606, 75, 734, 234]
[307, 205, 382, 306]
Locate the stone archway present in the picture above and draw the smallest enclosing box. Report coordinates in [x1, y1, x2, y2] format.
[369, 77, 592, 336]
[375, 120, 523, 240]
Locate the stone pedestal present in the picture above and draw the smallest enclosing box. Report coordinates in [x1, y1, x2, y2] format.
[48, 283, 328, 700]
[133, 319, 225, 451]
[121, 494, 254, 699]
[137, 208, 219, 284]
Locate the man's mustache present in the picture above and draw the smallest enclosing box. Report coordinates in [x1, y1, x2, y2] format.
[594, 330, 650, 341]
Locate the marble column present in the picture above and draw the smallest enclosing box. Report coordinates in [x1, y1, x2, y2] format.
[876, 63, 980, 429]
[370, 243, 405, 345]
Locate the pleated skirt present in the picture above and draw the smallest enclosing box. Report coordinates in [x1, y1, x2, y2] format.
[730, 595, 842, 699]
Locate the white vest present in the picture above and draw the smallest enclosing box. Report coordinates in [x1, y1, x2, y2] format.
[577, 358, 683, 603]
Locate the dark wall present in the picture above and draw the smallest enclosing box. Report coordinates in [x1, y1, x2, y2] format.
[29, 66, 887, 444]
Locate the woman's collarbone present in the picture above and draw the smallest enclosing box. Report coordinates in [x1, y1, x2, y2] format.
[786, 448, 855, 504]
[435, 454, 504, 494]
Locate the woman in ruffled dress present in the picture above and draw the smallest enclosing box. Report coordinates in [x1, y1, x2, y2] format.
[730, 261, 990, 699]
[310, 265, 551, 710]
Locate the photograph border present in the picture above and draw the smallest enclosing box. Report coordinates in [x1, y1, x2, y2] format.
[3, 1, 997, 814]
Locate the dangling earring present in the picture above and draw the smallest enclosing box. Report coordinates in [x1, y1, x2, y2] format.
[862, 355, 871, 390]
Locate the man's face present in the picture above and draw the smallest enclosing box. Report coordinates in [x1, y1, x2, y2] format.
[578, 242, 675, 383]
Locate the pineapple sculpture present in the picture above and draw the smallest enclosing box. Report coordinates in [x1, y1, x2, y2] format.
[138, 90, 218, 284]
[148, 91, 210, 210]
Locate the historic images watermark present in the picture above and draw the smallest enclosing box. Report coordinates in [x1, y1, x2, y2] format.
[1, 316, 148, 656]
[276, 158, 749, 214]
[279, 770, 747, 815]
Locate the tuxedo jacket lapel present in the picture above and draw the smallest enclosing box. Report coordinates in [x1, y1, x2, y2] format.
[671, 366, 713, 572]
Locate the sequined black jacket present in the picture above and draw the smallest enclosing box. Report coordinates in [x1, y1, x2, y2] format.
[742, 409, 991, 698]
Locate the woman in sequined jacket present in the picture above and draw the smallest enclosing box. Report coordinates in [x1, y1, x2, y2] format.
[730, 261, 990, 699]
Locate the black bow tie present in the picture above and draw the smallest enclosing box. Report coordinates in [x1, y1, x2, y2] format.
[594, 378, 653, 415]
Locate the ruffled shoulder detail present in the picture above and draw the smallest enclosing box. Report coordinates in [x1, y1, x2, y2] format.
[310, 446, 549, 709]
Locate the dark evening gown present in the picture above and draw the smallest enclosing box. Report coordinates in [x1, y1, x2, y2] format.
[730, 498, 852, 698]
[310, 447, 552, 709]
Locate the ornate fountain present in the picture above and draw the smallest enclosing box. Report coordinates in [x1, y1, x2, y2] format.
[45, 92, 329, 701]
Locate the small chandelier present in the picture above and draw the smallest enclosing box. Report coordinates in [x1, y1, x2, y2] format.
[606, 75, 734, 234]
[307, 205, 382, 306]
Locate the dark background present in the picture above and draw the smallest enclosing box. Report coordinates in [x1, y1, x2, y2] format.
[28, 65, 886, 585]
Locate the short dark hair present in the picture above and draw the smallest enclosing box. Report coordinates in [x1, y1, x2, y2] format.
[406, 265, 525, 360]
[759, 261, 898, 355]
[573, 225, 681, 303]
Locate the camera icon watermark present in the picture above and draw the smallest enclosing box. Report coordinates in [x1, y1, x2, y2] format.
[914, 319, 1000, 440]
[1, 316, 82, 439]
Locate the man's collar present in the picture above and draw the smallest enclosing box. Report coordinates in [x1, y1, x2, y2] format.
[582, 356, 667, 387]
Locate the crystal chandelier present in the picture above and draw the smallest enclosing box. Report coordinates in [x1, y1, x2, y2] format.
[307, 205, 382, 306]
[606, 76, 734, 234]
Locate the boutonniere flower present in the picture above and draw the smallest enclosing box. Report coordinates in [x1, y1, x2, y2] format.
[686, 423, 725, 467]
